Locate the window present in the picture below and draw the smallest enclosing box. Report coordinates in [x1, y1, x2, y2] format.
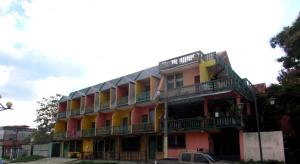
[105, 120, 111, 127]
[168, 135, 186, 148]
[141, 115, 148, 123]
[157, 136, 163, 152]
[194, 153, 209, 163]
[122, 137, 140, 151]
[167, 75, 174, 90]
[76, 120, 81, 131]
[181, 153, 191, 162]
[175, 73, 183, 88]
[69, 141, 82, 152]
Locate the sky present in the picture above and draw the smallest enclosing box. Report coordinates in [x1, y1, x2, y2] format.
[0, 0, 299, 127]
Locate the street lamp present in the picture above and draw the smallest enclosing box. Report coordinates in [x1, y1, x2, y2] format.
[0, 95, 13, 111]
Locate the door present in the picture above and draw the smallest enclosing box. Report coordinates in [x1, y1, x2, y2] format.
[122, 117, 128, 133]
[149, 108, 154, 123]
[148, 137, 156, 160]
[111, 139, 116, 160]
[63, 142, 69, 157]
[51, 143, 61, 157]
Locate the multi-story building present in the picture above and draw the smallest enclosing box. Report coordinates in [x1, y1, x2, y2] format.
[0, 125, 33, 158]
[53, 50, 255, 161]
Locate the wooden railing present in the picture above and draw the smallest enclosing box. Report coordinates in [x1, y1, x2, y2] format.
[96, 126, 111, 136]
[112, 126, 131, 135]
[57, 111, 66, 119]
[132, 122, 154, 133]
[165, 117, 242, 132]
[159, 51, 202, 70]
[82, 128, 95, 137]
[136, 91, 150, 103]
[70, 108, 80, 116]
[85, 106, 94, 114]
[117, 96, 128, 106]
[53, 131, 66, 140]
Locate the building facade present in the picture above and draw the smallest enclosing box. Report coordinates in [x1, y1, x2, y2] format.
[0, 125, 33, 158]
[53, 50, 255, 161]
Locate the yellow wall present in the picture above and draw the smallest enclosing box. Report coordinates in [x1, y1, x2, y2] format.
[71, 99, 80, 109]
[81, 115, 96, 129]
[135, 81, 143, 96]
[83, 139, 93, 153]
[155, 104, 164, 131]
[150, 76, 157, 99]
[55, 121, 66, 132]
[199, 59, 216, 82]
[112, 109, 132, 126]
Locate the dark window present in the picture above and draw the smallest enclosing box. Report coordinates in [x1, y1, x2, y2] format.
[175, 73, 183, 88]
[69, 141, 82, 152]
[91, 122, 95, 129]
[157, 136, 163, 152]
[76, 120, 81, 131]
[167, 75, 174, 90]
[141, 115, 148, 123]
[105, 120, 111, 127]
[194, 153, 209, 163]
[168, 135, 186, 148]
[181, 153, 191, 162]
[122, 137, 140, 151]
[64, 122, 67, 131]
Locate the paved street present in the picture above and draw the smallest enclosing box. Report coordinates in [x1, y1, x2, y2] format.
[12, 158, 77, 164]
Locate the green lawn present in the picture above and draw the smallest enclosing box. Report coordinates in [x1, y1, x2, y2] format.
[9, 155, 44, 163]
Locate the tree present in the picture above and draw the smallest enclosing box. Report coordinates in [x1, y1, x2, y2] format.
[270, 13, 300, 84]
[32, 94, 62, 143]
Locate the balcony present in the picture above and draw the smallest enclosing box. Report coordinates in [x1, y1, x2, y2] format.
[71, 108, 80, 116]
[132, 122, 154, 133]
[112, 126, 131, 135]
[82, 128, 95, 137]
[85, 106, 94, 114]
[53, 131, 66, 140]
[161, 78, 239, 100]
[96, 126, 111, 136]
[159, 51, 202, 70]
[67, 130, 81, 139]
[136, 91, 150, 103]
[117, 96, 128, 107]
[165, 117, 242, 132]
[57, 111, 66, 119]
[100, 101, 110, 110]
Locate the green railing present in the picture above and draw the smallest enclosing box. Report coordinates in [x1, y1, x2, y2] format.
[100, 101, 110, 110]
[132, 122, 154, 133]
[117, 96, 128, 106]
[136, 91, 150, 103]
[71, 108, 80, 116]
[112, 125, 131, 135]
[53, 131, 66, 140]
[165, 117, 241, 132]
[82, 128, 95, 137]
[57, 111, 66, 119]
[96, 126, 111, 136]
[85, 106, 94, 114]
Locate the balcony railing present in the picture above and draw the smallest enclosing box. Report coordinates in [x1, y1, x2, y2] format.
[165, 117, 241, 132]
[136, 91, 150, 103]
[159, 51, 202, 70]
[117, 96, 128, 106]
[100, 101, 110, 110]
[96, 126, 111, 136]
[67, 130, 81, 139]
[85, 106, 94, 114]
[70, 108, 80, 116]
[112, 125, 131, 135]
[161, 78, 235, 99]
[53, 131, 66, 140]
[82, 128, 95, 137]
[57, 111, 66, 119]
[132, 122, 154, 133]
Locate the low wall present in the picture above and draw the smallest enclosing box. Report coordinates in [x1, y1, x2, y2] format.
[33, 144, 49, 157]
[243, 131, 285, 162]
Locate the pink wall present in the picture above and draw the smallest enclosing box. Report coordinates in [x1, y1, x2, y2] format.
[86, 95, 94, 107]
[96, 113, 113, 128]
[59, 102, 67, 112]
[117, 86, 128, 97]
[183, 67, 199, 86]
[239, 130, 244, 160]
[67, 118, 79, 132]
[132, 107, 150, 124]
[168, 132, 209, 158]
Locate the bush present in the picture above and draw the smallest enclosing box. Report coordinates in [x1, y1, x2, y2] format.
[10, 155, 44, 163]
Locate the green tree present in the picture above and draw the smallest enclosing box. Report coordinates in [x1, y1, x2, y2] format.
[270, 13, 300, 84]
[32, 94, 62, 143]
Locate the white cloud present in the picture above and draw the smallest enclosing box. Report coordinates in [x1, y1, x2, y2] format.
[0, 65, 14, 87]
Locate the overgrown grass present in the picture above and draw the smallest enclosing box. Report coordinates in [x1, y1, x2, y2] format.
[10, 155, 44, 163]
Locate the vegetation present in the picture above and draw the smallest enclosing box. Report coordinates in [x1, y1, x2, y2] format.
[73, 161, 118, 164]
[10, 155, 44, 163]
[30, 94, 61, 143]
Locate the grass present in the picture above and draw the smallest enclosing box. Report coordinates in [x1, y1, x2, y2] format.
[10, 155, 44, 163]
[73, 161, 118, 164]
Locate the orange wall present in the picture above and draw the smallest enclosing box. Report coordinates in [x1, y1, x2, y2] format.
[132, 107, 150, 124]
[96, 113, 113, 128]
[183, 67, 199, 86]
[168, 132, 209, 158]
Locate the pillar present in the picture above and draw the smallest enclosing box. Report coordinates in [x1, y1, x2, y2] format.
[163, 102, 168, 158]
[239, 129, 244, 160]
[204, 98, 209, 118]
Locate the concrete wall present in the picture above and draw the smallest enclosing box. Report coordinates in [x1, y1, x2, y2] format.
[33, 144, 49, 157]
[243, 131, 285, 162]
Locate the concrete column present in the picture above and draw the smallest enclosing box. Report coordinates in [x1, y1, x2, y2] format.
[204, 98, 209, 118]
[163, 102, 168, 158]
[239, 129, 244, 160]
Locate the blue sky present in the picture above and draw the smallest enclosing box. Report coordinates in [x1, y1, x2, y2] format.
[0, 0, 299, 127]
